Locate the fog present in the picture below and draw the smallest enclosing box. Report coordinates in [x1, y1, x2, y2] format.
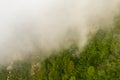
[0, 0, 120, 65]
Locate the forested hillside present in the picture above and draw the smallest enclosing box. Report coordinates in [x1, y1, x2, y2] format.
[0, 14, 120, 80]
[35, 21, 120, 80]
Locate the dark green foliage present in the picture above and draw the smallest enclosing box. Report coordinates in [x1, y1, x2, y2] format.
[0, 66, 8, 80]
[9, 60, 31, 80]
[35, 25, 120, 80]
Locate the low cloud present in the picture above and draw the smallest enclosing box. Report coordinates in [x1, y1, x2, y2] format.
[0, 0, 120, 65]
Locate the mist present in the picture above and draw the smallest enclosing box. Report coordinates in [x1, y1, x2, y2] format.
[0, 0, 120, 65]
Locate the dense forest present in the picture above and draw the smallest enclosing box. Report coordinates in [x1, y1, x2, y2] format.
[0, 14, 120, 80]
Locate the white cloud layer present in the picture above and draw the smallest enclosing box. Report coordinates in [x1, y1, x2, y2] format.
[0, 0, 120, 65]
